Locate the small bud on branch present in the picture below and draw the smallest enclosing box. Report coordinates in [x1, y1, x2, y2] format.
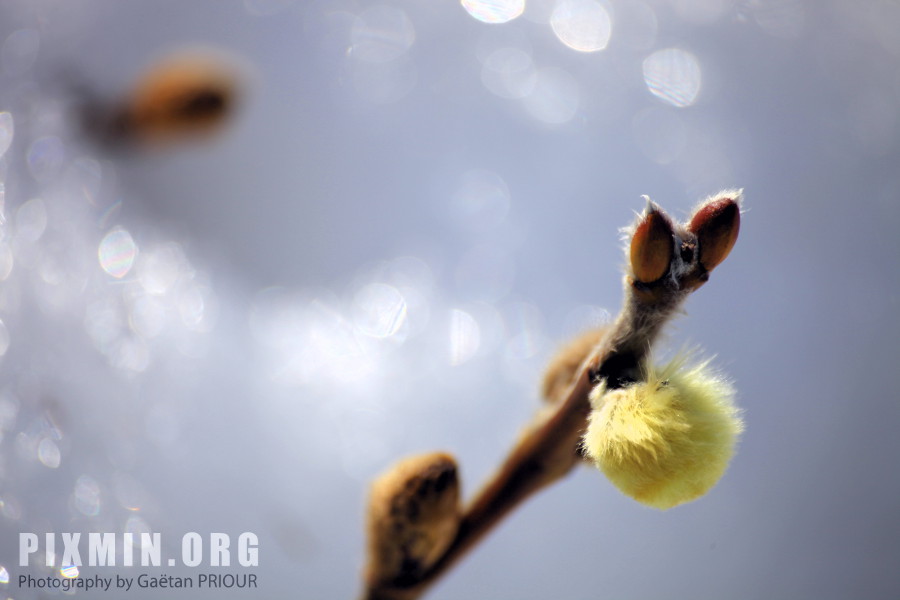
[365, 453, 461, 590]
[689, 191, 742, 273]
[630, 201, 675, 284]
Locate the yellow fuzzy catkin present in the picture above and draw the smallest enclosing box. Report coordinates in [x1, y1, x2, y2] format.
[583, 357, 743, 510]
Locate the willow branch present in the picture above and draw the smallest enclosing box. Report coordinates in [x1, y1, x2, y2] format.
[361, 191, 742, 600]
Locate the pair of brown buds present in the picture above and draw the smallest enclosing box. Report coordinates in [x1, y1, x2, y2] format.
[629, 191, 741, 296]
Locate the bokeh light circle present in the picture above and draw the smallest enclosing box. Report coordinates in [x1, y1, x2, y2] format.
[522, 67, 581, 124]
[350, 5, 416, 63]
[642, 47, 702, 108]
[353, 282, 408, 339]
[449, 309, 481, 366]
[481, 47, 537, 99]
[98, 229, 138, 279]
[0, 112, 13, 159]
[461, 0, 525, 24]
[550, 0, 613, 52]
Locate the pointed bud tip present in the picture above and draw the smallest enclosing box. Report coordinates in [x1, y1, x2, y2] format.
[630, 208, 674, 283]
[689, 193, 741, 272]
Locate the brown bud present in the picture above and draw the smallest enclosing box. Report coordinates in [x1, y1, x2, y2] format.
[366, 453, 460, 587]
[121, 48, 242, 145]
[630, 204, 674, 283]
[689, 192, 741, 272]
[541, 327, 607, 404]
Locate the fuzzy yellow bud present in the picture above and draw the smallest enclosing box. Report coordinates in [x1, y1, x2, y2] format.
[583, 358, 742, 510]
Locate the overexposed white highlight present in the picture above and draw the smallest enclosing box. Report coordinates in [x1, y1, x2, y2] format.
[550, 0, 612, 52]
[461, 0, 525, 24]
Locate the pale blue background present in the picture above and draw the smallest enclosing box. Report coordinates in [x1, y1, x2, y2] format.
[0, 1, 898, 599]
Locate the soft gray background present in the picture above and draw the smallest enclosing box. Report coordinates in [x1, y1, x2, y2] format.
[0, 1, 898, 599]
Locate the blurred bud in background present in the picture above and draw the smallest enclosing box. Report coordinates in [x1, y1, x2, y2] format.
[83, 46, 248, 149]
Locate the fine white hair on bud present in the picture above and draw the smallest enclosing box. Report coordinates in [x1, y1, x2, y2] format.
[583, 355, 743, 510]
